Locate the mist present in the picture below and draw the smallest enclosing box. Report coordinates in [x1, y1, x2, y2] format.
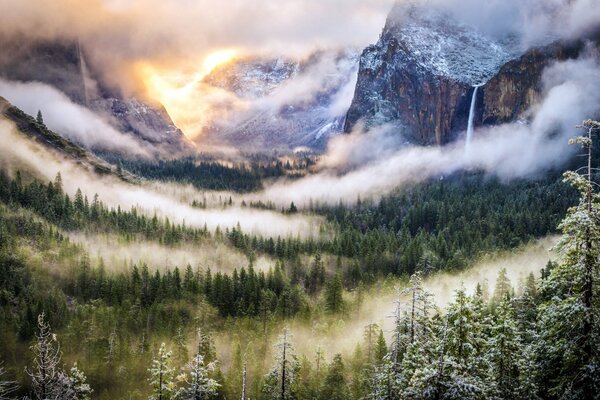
[257, 53, 600, 206]
[0, 78, 152, 157]
[0, 118, 324, 239]
[414, 0, 600, 48]
[69, 232, 273, 274]
[214, 236, 557, 366]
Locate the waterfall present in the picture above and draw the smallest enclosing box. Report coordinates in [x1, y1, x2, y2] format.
[77, 41, 90, 107]
[465, 85, 479, 151]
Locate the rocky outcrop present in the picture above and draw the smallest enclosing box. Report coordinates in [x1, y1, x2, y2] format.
[480, 41, 587, 125]
[0, 38, 190, 154]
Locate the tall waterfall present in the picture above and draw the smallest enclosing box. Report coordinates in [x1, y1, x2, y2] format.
[465, 85, 479, 151]
[77, 42, 90, 107]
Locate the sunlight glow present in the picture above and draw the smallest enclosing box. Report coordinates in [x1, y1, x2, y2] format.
[137, 49, 239, 139]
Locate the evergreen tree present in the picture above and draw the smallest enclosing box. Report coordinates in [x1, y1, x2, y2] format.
[487, 296, 521, 399]
[148, 343, 177, 400]
[324, 273, 344, 313]
[262, 328, 298, 400]
[492, 268, 512, 304]
[36, 110, 44, 125]
[26, 313, 62, 400]
[320, 354, 350, 400]
[536, 120, 600, 400]
[67, 363, 93, 400]
[179, 353, 219, 400]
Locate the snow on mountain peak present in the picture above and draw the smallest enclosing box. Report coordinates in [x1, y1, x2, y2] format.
[383, 4, 521, 86]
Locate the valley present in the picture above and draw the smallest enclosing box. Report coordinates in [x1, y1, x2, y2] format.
[0, 1, 599, 399]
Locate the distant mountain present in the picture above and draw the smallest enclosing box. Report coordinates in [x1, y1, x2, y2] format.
[344, 3, 599, 144]
[200, 49, 359, 151]
[0, 38, 190, 154]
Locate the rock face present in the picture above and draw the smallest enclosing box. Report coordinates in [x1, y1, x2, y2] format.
[201, 50, 359, 151]
[0, 38, 189, 153]
[480, 41, 586, 125]
[344, 3, 595, 145]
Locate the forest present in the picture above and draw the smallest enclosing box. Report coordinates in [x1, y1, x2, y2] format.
[0, 122, 598, 400]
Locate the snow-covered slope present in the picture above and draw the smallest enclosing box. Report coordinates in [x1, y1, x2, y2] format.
[383, 6, 520, 85]
[201, 49, 359, 151]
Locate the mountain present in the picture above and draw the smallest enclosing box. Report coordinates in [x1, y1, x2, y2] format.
[0, 38, 190, 154]
[344, 3, 598, 145]
[200, 49, 359, 151]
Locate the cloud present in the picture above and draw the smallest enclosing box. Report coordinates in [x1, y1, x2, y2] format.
[0, 78, 152, 156]
[0, 0, 392, 87]
[69, 232, 274, 274]
[420, 0, 600, 47]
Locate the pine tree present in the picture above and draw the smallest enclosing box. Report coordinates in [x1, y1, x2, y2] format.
[487, 296, 521, 399]
[179, 353, 219, 400]
[536, 120, 600, 399]
[36, 110, 44, 125]
[262, 328, 298, 400]
[324, 273, 344, 313]
[26, 313, 62, 400]
[492, 268, 512, 304]
[241, 353, 247, 400]
[67, 363, 93, 400]
[320, 354, 350, 400]
[375, 330, 388, 364]
[148, 343, 177, 400]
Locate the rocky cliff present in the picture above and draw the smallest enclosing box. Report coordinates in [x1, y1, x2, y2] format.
[0, 38, 189, 154]
[344, 3, 597, 145]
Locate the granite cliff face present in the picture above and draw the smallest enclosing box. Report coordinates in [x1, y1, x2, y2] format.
[344, 4, 596, 145]
[480, 41, 590, 125]
[0, 39, 189, 153]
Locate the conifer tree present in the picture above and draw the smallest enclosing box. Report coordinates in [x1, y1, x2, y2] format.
[179, 352, 219, 400]
[148, 343, 177, 400]
[320, 354, 350, 400]
[324, 273, 344, 313]
[27, 313, 62, 400]
[262, 328, 298, 400]
[67, 363, 93, 400]
[536, 120, 600, 399]
[487, 295, 521, 399]
[36, 110, 44, 125]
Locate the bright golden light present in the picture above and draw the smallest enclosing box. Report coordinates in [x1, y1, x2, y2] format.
[202, 49, 238, 75]
[136, 49, 239, 139]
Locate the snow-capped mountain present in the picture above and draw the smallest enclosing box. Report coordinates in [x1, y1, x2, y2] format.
[200, 49, 359, 151]
[345, 2, 599, 145]
[345, 4, 522, 144]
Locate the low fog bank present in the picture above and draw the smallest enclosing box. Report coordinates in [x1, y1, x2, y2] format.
[259, 53, 600, 206]
[290, 236, 558, 361]
[69, 232, 272, 274]
[0, 119, 323, 239]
